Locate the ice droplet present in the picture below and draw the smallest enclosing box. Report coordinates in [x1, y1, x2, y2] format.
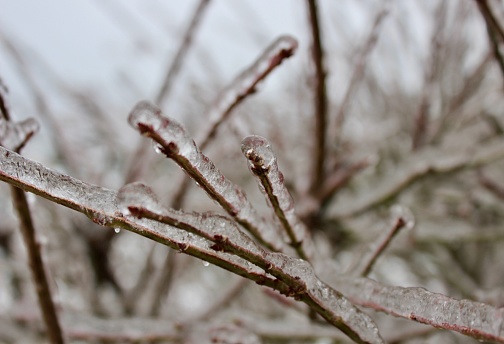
[114, 228, 121, 234]
[241, 135, 275, 170]
[152, 142, 163, 154]
[390, 204, 415, 230]
[202, 261, 210, 267]
[128, 101, 162, 132]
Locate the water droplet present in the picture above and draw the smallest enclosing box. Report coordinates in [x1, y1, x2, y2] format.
[114, 228, 121, 234]
[202, 261, 210, 267]
[152, 142, 163, 154]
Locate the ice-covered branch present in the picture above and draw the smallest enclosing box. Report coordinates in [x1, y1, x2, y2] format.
[128, 101, 284, 251]
[196, 35, 298, 149]
[333, 277, 504, 343]
[117, 182, 385, 344]
[334, 139, 504, 217]
[0, 148, 384, 343]
[171, 35, 298, 209]
[0, 146, 282, 288]
[241, 135, 314, 262]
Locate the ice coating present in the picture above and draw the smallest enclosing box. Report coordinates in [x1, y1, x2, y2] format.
[128, 101, 283, 251]
[196, 35, 298, 147]
[0, 117, 40, 152]
[241, 135, 314, 261]
[390, 204, 415, 230]
[117, 182, 166, 216]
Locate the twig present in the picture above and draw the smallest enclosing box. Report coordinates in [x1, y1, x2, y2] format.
[241, 135, 314, 262]
[171, 35, 299, 209]
[149, 248, 177, 316]
[475, 0, 504, 84]
[412, 0, 448, 151]
[332, 4, 389, 145]
[118, 182, 384, 343]
[352, 217, 407, 277]
[128, 101, 285, 252]
[0, 91, 65, 343]
[123, 0, 210, 184]
[478, 170, 504, 201]
[0, 148, 384, 344]
[306, 0, 328, 194]
[333, 139, 504, 217]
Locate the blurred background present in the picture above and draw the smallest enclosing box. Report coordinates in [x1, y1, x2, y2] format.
[1, 0, 504, 342]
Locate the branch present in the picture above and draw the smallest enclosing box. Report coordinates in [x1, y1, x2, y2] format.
[306, 0, 328, 194]
[0, 148, 384, 344]
[128, 100, 285, 251]
[334, 139, 504, 217]
[333, 277, 504, 343]
[241, 135, 315, 262]
[171, 35, 299, 209]
[118, 182, 384, 344]
[0, 92, 65, 343]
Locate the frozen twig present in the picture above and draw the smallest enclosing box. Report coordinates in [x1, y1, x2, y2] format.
[171, 35, 299, 209]
[118, 182, 385, 343]
[332, 277, 504, 343]
[0, 149, 384, 343]
[128, 101, 284, 251]
[306, 0, 328, 194]
[123, 0, 210, 184]
[241, 135, 314, 262]
[334, 139, 504, 217]
[332, 4, 389, 144]
[352, 216, 407, 277]
[0, 91, 65, 344]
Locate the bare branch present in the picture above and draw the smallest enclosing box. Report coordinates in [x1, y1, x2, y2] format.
[128, 101, 285, 251]
[0, 91, 64, 343]
[306, 0, 328, 194]
[334, 139, 504, 217]
[241, 135, 315, 262]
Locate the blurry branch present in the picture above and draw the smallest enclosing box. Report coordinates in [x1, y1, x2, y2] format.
[155, 0, 210, 104]
[172, 35, 299, 209]
[478, 170, 504, 201]
[0, 148, 384, 344]
[241, 135, 314, 262]
[0, 32, 80, 175]
[149, 248, 177, 316]
[124, 0, 210, 184]
[332, 277, 504, 343]
[351, 217, 406, 277]
[475, 0, 504, 83]
[332, 4, 389, 145]
[431, 51, 492, 143]
[412, 0, 447, 151]
[0, 90, 65, 344]
[306, 0, 328, 194]
[129, 101, 285, 252]
[334, 139, 504, 217]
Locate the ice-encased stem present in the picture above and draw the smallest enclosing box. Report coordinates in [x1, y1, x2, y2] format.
[170, 35, 298, 209]
[0, 145, 282, 292]
[128, 101, 284, 252]
[241, 135, 314, 262]
[196, 35, 298, 149]
[118, 182, 385, 344]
